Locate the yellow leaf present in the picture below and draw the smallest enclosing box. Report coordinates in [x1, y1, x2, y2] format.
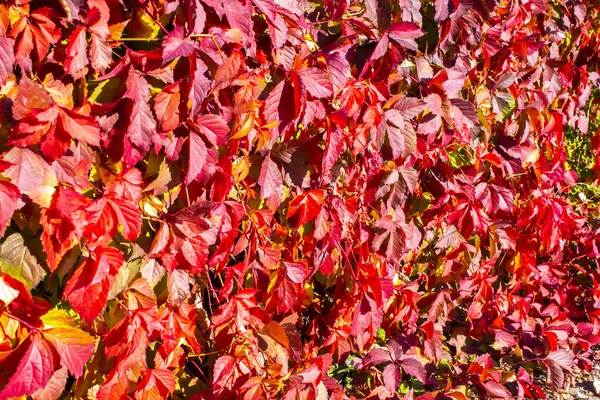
[40, 308, 81, 330]
[8, 5, 26, 26]
[109, 20, 131, 41]
[231, 115, 255, 139]
[42, 75, 74, 108]
[41, 308, 97, 378]
[232, 157, 249, 183]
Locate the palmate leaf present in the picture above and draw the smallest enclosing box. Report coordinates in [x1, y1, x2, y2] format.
[0, 0, 596, 398]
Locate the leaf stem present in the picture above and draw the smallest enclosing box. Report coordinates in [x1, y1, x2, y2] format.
[191, 34, 226, 61]
[4, 311, 40, 332]
[110, 37, 163, 42]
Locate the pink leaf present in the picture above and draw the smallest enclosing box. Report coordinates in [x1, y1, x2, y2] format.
[0, 335, 59, 398]
[399, 357, 426, 383]
[0, 181, 19, 235]
[382, 364, 401, 393]
[162, 27, 196, 64]
[195, 114, 228, 146]
[482, 381, 512, 398]
[186, 132, 208, 185]
[546, 350, 574, 372]
[363, 348, 391, 366]
[0, 35, 15, 85]
[387, 22, 424, 51]
[127, 101, 156, 155]
[258, 155, 282, 199]
[294, 68, 334, 98]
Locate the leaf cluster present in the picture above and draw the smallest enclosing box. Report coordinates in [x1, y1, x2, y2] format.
[0, 0, 598, 399]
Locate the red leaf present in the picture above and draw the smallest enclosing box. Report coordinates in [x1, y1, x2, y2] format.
[40, 309, 96, 378]
[392, 97, 426, 119]
[195, 114, 229, 146]
[0, 335, 59, 398]
[545, 348, 575, 390]
[31, 367, 68, 400]
[11, 77, 53, 120]
[546, 349, 574, 372]
[63, 247, 124, 324]
[294, 68, 334, 98]
[262, 80, 296, 134]
[97, 370, 127, 400]
[58, 108, 101, 147]
[398, 166, 419, 193]
[213, 50, 244, 90]
[261, 321, 290, 349]
[40, 188, 90, 271]
[475, 182, 514, 214]
[64, 26, 88, 79]
[384, 109, 417, 158]
[287, 190, 325, 228]
[213, 355, 236, 389]
[0, 181, 19, 235]
[284, 261, 308, 283]
[89, 32, 112, 74]
[325, 52, 351, 93]
[127, 101, 156, 158]
[109, 198, 141, 242]
[258, 155, 282, 199]
[363, 348, 391, 366]
[547, 360, 565, 392]
[162, 27, 196, 64]
[136, 369, 176, 399]
[189, 56, 211, 117]
[154, 83, 181, 132]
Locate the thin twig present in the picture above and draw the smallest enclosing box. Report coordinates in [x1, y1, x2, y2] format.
[191, 34, 226, 61]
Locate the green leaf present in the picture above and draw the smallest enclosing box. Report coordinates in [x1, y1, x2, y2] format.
[0, 233, 46, 289]
[492, 91, 515, 122]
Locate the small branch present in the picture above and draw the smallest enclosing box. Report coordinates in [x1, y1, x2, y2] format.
[110, 37, 163, 42]
[191, 34, 225, 61]
[4, 311, 39, 332]
[146, 12, 170, 36]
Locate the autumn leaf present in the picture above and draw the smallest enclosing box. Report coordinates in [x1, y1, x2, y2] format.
[258, 155, 282, 199]
[287, 190, 324, 228]
[2, 147, 58, 207]
[40, 308, 96, 378]
[0, 334, 59, 398]
[0, 181, 19, 235]
[63, 247, 125, 324]
[0, 233, 46, 289]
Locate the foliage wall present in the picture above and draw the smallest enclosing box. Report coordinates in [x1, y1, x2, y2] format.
[0, 0, 598, 398]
